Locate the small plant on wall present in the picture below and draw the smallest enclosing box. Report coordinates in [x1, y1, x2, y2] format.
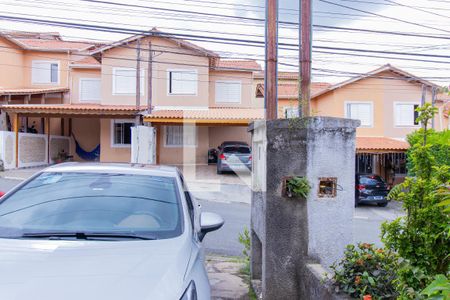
[285, 176, 311, 198]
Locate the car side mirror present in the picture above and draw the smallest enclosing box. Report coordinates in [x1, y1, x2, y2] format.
[199, 212, 224, 241]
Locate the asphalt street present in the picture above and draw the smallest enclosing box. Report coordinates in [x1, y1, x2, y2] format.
[0, 177, 404, 257]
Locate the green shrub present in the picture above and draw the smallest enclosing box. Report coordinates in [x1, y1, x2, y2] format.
[238, 227, 251, 275]
[382, 104, 450, 298]
[421, 274, 450, 300]
[331, 243, 399, 299]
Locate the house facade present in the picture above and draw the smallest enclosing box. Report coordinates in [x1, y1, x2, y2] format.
[255, 65, 449, 185]
[0, 30, 263, 168]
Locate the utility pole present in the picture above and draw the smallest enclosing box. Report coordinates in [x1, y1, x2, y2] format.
[135, 38, 141, 125]
[431, 86, 436, 129]
[299, 0, 312, 117]
[265, 0, 278, 120]
[147, 41, 153, 115]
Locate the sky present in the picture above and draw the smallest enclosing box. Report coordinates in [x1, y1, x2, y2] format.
[0, 0, 449, 86]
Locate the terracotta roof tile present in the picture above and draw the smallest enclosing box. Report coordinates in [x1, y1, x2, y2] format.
[256, 82, 331, 98]
[215, 60, 261, 71]
[0, 104, 144, 115]
[356, 137, 409, 151]
[0, 87, 68, 96]
[71, 56, 100, 66]
[145, 107, 264, 121]
[13, 39, 94, 51]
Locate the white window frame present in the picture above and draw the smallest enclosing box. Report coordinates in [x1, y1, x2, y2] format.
[393, 101, 421, 128]
[79, 78, 101, 102]
[344, 101, 374, 128]
[215, 80, 242, 104]
[31, 60, 60, 85]
[112, 67, 144, 95]
[167, 69, 198, 96]
[110, 119, 134, 148]
[163, 125, 198, 148]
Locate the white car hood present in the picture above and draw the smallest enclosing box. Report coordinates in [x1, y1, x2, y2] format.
[0, 236, 192, 300]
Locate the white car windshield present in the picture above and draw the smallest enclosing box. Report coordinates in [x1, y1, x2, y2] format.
[0, 172, 183, 240]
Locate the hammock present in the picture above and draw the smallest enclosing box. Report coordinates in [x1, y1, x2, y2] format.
[72, 134, 100, 161]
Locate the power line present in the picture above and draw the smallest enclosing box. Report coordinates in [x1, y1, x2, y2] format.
[383, 0, 450, 19]
[318, 0, 450, 34]
[3, 13, 450, 63]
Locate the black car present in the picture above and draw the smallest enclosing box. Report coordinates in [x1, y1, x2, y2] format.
[355, 174, 389, 207]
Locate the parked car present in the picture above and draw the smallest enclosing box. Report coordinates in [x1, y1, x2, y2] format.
[355, 174, 390, 207]
[216, 142, 252, 174]
[0, 163, 224, 300]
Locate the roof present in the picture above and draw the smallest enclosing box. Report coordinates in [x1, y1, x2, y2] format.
[213, 60, 261, 72]
[0, 104, 144, 116]
[0, 87, 69, 96]
[92, 28, 218, 57]
[143, 107, 265, 125]
[356, 137, 409, 152]
[70, 56, 101, 68]
[254, 71, 301, 79]
[255, 82, 331, 99]
[313, 64, 441, 99]
[12, 39, 94, 51]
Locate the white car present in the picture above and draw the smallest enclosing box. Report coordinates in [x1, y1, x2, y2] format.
[0, 163, 224, 300]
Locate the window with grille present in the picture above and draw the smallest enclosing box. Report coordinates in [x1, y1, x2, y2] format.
[165, 126, 197, 147]
[112, 120, 133, 147]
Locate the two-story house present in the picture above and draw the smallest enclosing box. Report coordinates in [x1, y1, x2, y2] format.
[0, 29, 264, 168]
[255, 64, 449, 185]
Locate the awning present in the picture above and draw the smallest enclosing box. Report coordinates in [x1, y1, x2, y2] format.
[0, 87, 69, 96]
[0, 104, 144, 118]
[356, 137, 409, 152]
[143, 107, 265, 126]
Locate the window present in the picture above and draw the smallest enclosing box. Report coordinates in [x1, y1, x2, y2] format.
[165, 126, 197, 147]
[32, 60, 59, 84]
[79, 78, 101, 102]
[215, 81, 241, 103]
[113, 68, 144, 95]
[346, 102, 373, 127]
[111, 120, 133, 147]
[284, 107, 299, 118]
[395, 103, 419, 126]
[355, 154, 374, 174]
[168, 70, 198, 95]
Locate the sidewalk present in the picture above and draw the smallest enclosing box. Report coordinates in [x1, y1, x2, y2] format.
[207, 255, 252, 300]
[0, 166, 45, 180]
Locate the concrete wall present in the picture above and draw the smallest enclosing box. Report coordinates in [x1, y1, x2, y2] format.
[250, 117, 358, 299]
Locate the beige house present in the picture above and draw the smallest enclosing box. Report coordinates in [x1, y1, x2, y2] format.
[0, 30, 263, 168]
[255, 65, 449, 184]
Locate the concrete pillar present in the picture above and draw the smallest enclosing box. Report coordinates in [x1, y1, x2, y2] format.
[249, 117, 359, 299]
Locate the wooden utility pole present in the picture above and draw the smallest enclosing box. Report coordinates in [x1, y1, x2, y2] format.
[147, 41, 153, 115]
[265, 0, 278, 120]
[300, 0, 313, 117]
[135, 38, 141, 125]
[431, 86, 436, 129]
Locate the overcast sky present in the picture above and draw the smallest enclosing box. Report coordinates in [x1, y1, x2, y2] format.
[0, 0, 449, 86]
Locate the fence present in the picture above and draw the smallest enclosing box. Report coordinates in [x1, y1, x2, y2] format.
[0, 131, 71, 169]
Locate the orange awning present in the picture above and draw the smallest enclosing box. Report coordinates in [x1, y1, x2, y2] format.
[356, 137, 409, 152]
